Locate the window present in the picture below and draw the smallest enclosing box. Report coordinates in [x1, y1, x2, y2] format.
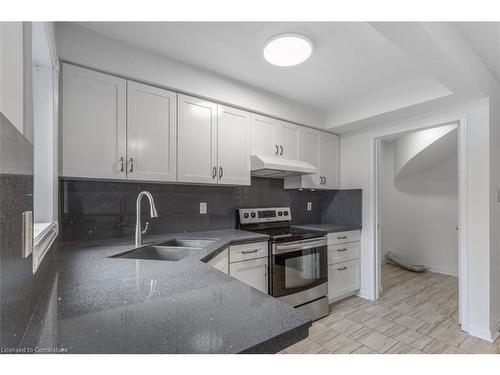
[32, 22, 58, 273]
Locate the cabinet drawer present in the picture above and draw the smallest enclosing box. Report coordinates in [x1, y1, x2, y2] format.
[328, 242, 360, 265]
[206, 248, 228, 274]
[230, 241, 268, 263]
[328, 259, 360, 300]
[328, 230, 360, 245]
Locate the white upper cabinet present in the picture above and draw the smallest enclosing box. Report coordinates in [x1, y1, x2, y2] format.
[217, 105, 251, 185]
[177, 95, 251, 185]
[284, 129, 340, 189]
[127, 81, 177, 182]
[250, 115, 300, 159]
[251, 114, 278, 157]
[177, 94, 218, 184]
[319, 133, 340, 189]
[62, 64, 127, 179]
[277, 121, 300, 160]
[300, 128, 321, 188]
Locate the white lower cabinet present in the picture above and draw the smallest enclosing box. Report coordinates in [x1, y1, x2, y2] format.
[206, 248, 229, 274]
[327, 230, 361, 302]
[228, 242, 269, 294]
[328, 259, 360, 301]
[229, 257, 268, 294]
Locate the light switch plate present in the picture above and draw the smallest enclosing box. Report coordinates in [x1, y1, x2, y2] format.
[200, 202, 207, 214]
[307, 202, 312, 211]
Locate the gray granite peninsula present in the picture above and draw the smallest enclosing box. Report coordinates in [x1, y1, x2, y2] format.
[22, 230, 311, 354]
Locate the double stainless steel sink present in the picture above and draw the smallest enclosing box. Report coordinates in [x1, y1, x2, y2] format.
[111, 238, 217, 262]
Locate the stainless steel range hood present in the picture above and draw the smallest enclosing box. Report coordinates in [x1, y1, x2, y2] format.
[250, 155, 317, 178]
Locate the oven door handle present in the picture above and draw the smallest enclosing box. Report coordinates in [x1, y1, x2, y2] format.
[273, 238, 327, 255]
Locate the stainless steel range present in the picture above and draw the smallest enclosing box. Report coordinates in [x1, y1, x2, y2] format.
[237, 207, 329, 321]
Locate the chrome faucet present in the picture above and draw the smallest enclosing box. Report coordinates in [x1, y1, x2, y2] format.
[135, 191, 158, 246]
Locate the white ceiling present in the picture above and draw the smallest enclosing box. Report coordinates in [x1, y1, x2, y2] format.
[76, 22, 445, 114]
[455, 22, 500, 83]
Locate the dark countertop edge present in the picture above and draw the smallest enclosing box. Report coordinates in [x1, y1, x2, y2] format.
[239, 322, 311, 354]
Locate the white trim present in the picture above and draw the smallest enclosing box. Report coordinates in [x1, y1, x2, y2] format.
[32, 221, 58, 273]
[372, 114, 469, 334]
[468, 324, 495, 342]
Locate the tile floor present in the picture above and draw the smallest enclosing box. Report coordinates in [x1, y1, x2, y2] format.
[280, 263, 500, 354]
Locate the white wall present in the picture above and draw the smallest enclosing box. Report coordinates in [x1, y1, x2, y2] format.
[54, 23, 325, 129]
[379, 139, 458, 276]
[0, 22, 24, 134]
[340, 99, 491, 339]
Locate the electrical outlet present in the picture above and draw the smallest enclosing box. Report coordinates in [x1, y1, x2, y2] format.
[307, 202, 312, 211]
[200, 202, 207, 214]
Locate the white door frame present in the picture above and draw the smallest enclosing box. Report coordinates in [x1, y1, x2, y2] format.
[372, 114, 469, 333]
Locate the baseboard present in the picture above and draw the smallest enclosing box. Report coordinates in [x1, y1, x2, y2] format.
[468, 324, 496, 342]
[427, 267, 458, 277]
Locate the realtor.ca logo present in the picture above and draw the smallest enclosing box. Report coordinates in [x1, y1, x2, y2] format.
[0, 346, 68, 353]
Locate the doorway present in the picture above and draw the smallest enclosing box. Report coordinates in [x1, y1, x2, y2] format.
[374, 119, 468, 333]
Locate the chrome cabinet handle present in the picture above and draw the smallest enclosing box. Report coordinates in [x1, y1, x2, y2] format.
[280, 145, 283, 156]
[264, 263, 268, 278]
[219, 166, 223, 180]
[337, 236, 348, 240]
[212, 166, 217, 179]
[320, 176, 324, 184]
[337, 248, 348, 252]
[129, 157, 134, 173]
[119, 157, 125, 172]
[337, 266, 348, 271]
[241, 249, 259, 254]
[324, 176, 327, 185]
[275, 145, 279, 155]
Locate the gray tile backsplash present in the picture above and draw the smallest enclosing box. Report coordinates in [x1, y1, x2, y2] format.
[59, 177, 362, 242]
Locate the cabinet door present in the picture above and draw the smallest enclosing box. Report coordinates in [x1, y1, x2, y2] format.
[251, 114, 278, 157]
[300, 128, 321, 188]
[229, 257, 268, 294]
[328, 259, 360, 300]
[217, 105, 251, 185]
[177, 94, 218, 184]
[127, 81, 177, 182]
[319, 133, 340, 188]
[278, 121, 300, 160]
[61, 64, 126, 179]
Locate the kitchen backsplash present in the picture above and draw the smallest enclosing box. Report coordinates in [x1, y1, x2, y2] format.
[59, 177, 362, 242]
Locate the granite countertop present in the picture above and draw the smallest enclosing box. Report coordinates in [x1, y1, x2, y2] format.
[293, 223, 362, 233]
[25, 229, 311, 354]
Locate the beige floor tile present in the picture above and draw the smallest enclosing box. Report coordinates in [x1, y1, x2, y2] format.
[458, 336, 500, 354]
[284, 338, 323, 354]
[385, 342, 422, 354]
[324, 317, 364, 336]
[309, 327, 340, 346]
[346, 310, 375, 324]
[351, 345, 378, 354]
[350, 326, 398, 353]
[363, 316, 396, 333]
[322, 333, 362, 354]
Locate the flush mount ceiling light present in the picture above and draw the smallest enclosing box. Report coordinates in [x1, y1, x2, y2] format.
[263, 34, 313, 67]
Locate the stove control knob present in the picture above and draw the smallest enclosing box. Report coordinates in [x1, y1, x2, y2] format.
[278, 211, 283, 216]
[243, 213, 249, 219]
[284, 211, 289, 216]
[250, 212, 256, 218]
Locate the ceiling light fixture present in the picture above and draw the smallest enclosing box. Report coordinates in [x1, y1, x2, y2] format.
[263, 34, 313, 67]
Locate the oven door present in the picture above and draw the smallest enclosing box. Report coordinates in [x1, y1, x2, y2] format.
[271, 237, 328, 301]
